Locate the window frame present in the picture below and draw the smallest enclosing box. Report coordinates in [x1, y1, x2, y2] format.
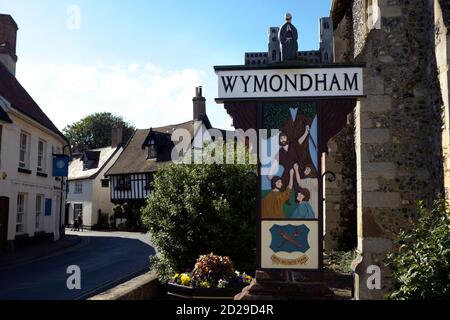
[19, 131, 30, 169]
[16, 193, 27, 234]
[35, 194, 44, 230]
[74, 181, 83, 194]
[37, 139, 47, 173]
[73, 203, 83, 220]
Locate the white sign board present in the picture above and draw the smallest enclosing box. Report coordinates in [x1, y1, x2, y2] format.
[216, 67, 364, 100]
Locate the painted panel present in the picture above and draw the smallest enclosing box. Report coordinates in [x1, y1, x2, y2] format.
[259, 101, 321, 270]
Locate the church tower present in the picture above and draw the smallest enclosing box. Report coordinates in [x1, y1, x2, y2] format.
[319, 17, 334, 63]
[268, 27, 280, 63]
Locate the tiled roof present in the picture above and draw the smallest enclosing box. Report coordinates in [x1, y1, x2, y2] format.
[69, 146, 121, 180]
[105, 120, 196, 176]
[0, 62, 67, 142]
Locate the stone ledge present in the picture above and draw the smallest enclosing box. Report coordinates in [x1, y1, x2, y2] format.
[89, 271, 163, 300]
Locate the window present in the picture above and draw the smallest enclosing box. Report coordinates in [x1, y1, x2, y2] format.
[116, 175, 131, 190]
[148, 139, 158, 160]
[35, 194, 44, 230]
[272, 50, 277, 61]
[16, 193, 27, 234]
[74, 204, 83, 220]
[19, 131, 30, 169]
[37, 139, 46, 173]
[101, 179, 110, 188]
[75, 181, 83, 194]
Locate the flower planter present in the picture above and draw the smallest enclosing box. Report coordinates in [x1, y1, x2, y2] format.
[167, 283, 246, 300]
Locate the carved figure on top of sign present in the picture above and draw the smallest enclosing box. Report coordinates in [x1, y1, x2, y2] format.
[279, 13, 298, 61]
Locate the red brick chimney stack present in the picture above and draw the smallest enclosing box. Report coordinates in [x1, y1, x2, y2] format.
[111, 125, 123, 148]
[193, 86, 206, 121]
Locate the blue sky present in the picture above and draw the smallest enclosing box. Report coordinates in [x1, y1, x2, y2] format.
[0, 0, 332, 130]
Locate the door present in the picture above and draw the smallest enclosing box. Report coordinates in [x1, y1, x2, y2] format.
[0, 197, 9, 253]
[64, 203, 70, 227]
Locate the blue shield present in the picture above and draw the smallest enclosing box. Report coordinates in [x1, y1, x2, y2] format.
[270, 224, 310, 253]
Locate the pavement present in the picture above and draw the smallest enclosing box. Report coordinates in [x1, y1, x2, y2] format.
[0, 229, 156, 300]
[0, 234, 84, 271]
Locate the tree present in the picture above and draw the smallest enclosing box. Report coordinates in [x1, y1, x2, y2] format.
[141, 162, 257, 283]
[63, 113, 135, 152]
[386, 197, 450, 300]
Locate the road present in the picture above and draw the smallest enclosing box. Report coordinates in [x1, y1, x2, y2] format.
[0, 230, 156, 300]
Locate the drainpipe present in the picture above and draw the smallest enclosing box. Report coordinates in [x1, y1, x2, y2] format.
[59, 144, 72, 239]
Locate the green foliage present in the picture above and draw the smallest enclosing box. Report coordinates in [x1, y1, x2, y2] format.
[324, 250, 355, 274]
[141, 162, 257, 283]
[63, 112, 135, 152]
[263, 102, 316, 135]
[386, 197, 450, 300]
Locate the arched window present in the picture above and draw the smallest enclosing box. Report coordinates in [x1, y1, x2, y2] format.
[272, 50, 277, 61]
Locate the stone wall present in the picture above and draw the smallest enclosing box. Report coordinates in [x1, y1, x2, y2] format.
[435, 0, 450, 199]
[334, 6, 354, 63]
[323, 115, 357, 252]
[334, 0, 444, 299]
[324, 4, 358, 254]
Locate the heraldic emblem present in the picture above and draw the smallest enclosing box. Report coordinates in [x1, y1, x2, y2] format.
[269, 224, 310, 254]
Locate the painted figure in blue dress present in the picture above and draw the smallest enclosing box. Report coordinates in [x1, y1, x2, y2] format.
[291, 163, 316, 219]
[291, 188, 315, 219]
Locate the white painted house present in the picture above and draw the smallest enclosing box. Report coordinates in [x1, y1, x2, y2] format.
[67, 139, 123, 229]
[0, 14, 69, 252]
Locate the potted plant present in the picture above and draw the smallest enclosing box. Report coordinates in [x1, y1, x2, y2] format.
[167, 253, 253, 300]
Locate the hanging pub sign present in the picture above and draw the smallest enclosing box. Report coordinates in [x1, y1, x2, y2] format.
[52, 154, 70, 177]
[216, 67, 363, 101]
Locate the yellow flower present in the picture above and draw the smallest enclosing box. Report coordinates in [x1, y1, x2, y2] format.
[245, 275, 252, 283]
[180, 274, 191, 286]
[199, 281, 211, 289]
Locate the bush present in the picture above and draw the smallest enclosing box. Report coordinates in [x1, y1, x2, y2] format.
[141, 163, 257, 283]
[386, 197, 450, 300]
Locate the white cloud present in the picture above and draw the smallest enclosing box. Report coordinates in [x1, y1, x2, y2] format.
[15, 61, 206, 130]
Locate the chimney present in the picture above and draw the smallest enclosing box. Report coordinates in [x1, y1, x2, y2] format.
[111, 125, 123, 148]
[0, 14, 18, 75]
[193, 86, 206, 121]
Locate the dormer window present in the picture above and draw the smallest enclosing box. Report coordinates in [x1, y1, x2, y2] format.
[148, 139, 158, 160]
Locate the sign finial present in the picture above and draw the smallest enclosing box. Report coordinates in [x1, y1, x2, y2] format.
[285, 12, 292, 22]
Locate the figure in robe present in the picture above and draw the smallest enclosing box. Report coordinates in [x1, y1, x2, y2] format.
[262, 168, 295, 219]
[291, 188, 315, 219]
[281, 110, 318, 179]
[279, 13, 298, 62]
[268, 132, 297, 188]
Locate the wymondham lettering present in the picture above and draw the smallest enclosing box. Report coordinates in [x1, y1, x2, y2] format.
[220, 71, 360, 95]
